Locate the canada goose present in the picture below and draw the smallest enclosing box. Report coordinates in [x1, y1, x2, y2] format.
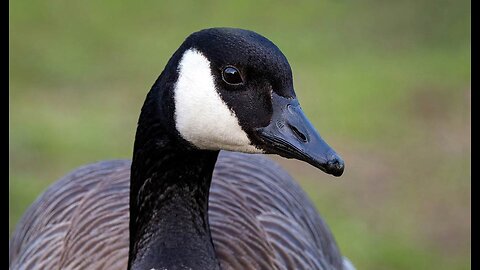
[9, 28, 354, 270]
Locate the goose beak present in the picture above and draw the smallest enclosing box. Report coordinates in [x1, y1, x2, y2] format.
[255, 93, 344, 177]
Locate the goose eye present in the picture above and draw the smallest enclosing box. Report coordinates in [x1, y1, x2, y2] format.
[222, 66, 243, 85]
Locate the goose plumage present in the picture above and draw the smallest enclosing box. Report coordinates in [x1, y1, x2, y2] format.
[9, 28, 354, 270]
[10, 153, 349, 270]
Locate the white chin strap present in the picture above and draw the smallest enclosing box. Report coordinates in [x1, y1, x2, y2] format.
[174, 48, 263, 153]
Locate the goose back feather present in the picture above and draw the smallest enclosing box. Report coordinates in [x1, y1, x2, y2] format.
[10, 152, 346, 270]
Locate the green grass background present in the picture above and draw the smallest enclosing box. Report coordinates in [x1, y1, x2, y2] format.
[9, 0, 470, 269]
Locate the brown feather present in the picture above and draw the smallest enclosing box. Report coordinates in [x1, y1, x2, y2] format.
[10, 152, 344, 270]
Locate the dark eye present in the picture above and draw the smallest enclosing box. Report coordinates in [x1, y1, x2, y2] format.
[222, 66, 243, 85]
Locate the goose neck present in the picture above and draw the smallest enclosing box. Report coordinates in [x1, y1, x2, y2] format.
[128, 128, 221, 270]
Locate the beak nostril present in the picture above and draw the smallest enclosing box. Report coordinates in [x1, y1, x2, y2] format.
[288, 124, 308, 142]
[286, 104, 295, 113]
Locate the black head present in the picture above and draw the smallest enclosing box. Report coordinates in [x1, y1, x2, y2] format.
[146, 28, 344, 176]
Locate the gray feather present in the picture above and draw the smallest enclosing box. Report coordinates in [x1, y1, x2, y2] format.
[10, 152, 348, 270]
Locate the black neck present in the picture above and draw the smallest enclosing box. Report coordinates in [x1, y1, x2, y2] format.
[128, 79, 221, 269]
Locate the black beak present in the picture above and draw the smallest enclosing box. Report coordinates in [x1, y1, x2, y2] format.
[255, 93, 344, 177]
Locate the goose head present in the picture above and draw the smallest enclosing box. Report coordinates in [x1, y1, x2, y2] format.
[148, 27, 344, 177]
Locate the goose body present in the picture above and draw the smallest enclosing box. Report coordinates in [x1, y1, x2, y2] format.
[10, 153, 348, 269]
[10, 28, 353, 270]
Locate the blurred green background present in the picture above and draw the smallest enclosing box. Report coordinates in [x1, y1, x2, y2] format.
[9, 0, 470, 269]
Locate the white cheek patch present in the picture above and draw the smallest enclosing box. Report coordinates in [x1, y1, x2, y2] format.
[174, 48, 263, 153]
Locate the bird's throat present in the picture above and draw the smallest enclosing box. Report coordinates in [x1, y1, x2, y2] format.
[128, 120, 221, 270]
